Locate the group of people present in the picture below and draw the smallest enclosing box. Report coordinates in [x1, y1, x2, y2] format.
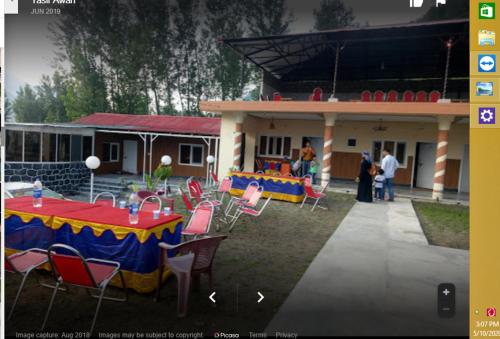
[290, 141, 319, 183]
[356, 149, 399, 203]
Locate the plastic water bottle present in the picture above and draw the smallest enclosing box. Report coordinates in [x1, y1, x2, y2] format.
[33, 178, 43, 208]
[128, 192, 140, 225]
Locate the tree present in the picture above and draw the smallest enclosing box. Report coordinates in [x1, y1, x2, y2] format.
[38, 71, 69, 122]
[313, 0, 354, 31]
[244, 0, 293, 37]
[12, 85, 46, 123]
[5, 97, 15, 122]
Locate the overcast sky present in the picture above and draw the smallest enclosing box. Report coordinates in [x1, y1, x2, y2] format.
[5, 0, 436, 98]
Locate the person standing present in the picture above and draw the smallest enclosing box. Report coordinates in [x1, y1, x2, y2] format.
[373, 169, 386, 201]
[309, 157, 319, 185]
[301, 140, 316, 177]
[356, 151, 373, 203]
[381, 149, 399, 201]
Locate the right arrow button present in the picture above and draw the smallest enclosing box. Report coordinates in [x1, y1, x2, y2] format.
[257, 291, 264, 303]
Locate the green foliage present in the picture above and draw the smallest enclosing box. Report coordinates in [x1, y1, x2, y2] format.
[313, 0, 354, 31]
[145, 164, 173, 192]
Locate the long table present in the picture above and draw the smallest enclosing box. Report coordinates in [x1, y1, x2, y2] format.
[5, 196, 183, 293]
[229, 171, 305, 203]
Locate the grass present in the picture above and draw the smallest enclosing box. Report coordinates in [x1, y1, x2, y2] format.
[6, 192, 355, 336]
[412, 201, 469, 250]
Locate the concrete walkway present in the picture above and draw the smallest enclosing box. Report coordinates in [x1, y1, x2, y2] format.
[266, 199, 469, 337]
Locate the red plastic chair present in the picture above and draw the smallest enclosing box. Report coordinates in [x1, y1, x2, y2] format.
[92, 192, 116, 207]
[156, 235, 227, 317]
[187, 177, 212, 203]
[273, 92, 282, 101]
[310, 87, 323, 101]
[402, 90, 415, 102]
[386, 90, 399, 102]
[373, 90, 385, 102]
[210, 171, 219, 187]
[181, 201, 215, 239]
[6, 248, 48, 320]
[42, 244, 127, 335]
[224, 180, 260, 218]
[139, 195, 162, 212]
[361, 90, 372, 102]
[429, 90, 441, 102]
[300, 175, 328, 211]
[214, 176, 233, 203]
[179, 187, 194, 214]
[228, 190, 271, 232]
[415, 90, 427, 102]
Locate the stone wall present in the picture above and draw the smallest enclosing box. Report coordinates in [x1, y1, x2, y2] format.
[5, 162, 90, 194]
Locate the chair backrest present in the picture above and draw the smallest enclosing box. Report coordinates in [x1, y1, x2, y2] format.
[373, 90, 385, 102]
[218, 176, 233, 193]
[5, 256, 17, 273]
[47, 244, 97, 288]
[361, 90, 372, 102]
[184, 201, 214, 235]
[242, 181, 260, 200]
[93, 192, 116, 207]
[211, 171, 219, 186]
[386, 90, 399, 102]
[273, 92, 282, 101]
[415, 90, 427, 102]
[312, 87, 322, 101]
[139, 195, 162, 212]
[429, 90, 441, 102]
[179, 187, 194, 213]
[167, 235, 227, 273]
[187, 177, 203, 203]
[255, 159, 264, 171]
[402, 90, 415, 102]
[246, 186, 264, 207]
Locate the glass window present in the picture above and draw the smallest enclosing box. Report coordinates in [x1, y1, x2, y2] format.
[384, 141, 395, 155]
[58, 134, 71, 162]
[42, 134, 57, 162]
[259, 136, 292, 157]
[268, 137, 274, 155]
[396, 142, 407, 165]
[283, 137, 291, 156]
[103, 142, 120, 162]
[372, 141, 382, 163]
[259, 136, 267, 155]
[348, 138, 357, 147]
[179, 144, 204, 166]
[82, 136, 93, 159]
[24, 132, 41, 162]
[71, 135, 82, 161]
[6, 130, 23, 161]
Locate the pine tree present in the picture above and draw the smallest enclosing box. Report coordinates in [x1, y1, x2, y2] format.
[313, 0, 354, 31]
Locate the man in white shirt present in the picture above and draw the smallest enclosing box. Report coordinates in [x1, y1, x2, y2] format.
[381, 149, 399, 201]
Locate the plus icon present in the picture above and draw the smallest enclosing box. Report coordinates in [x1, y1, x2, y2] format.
[443, 289, 450, 296]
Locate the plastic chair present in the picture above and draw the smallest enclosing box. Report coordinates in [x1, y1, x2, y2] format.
[210, 171, 219, 188]
[179, 187, 194, 214]
[415, 90, 427, 102]
[139, 195, 162, 212]
[386, 90, 399, 102]
[224, 180, 260, 218]
[273, 92, 282, 101]
[93, 192, 116, 207]
[214, 176, 233, 203]
[361, 90, 372, 102]
[311, 87, 323, 101]
[229, 195, 272, 232]
[156, 235, 227, 317]
[373, 90, 385, 102]
[42, 244, 127, 335]
[429, 90, 441, 102]
[181, 201, 215, 239]
[402, 90, 415, 102]
[187, 177, 212, 204]
[6, 248, 48, 320]
[300, 175, 328, 211]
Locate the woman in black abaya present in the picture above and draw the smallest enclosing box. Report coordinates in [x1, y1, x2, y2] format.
[356, 151, 373, 203]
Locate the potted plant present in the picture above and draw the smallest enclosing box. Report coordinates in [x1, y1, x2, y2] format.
[138, 163, 173, 199]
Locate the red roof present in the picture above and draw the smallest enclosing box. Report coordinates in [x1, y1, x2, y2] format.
[74, 113, 220, 136]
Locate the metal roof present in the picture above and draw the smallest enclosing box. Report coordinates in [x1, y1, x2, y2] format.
[74, 113, 221, 136]
[224, 19, 469, 82]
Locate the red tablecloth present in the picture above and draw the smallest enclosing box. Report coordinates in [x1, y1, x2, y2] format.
[5, 197, 102, 216]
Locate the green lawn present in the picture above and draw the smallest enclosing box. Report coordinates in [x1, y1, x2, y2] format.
[412, 201, 469, 250]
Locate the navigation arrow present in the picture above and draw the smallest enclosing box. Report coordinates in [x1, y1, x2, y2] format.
[209, 292, 216, 303]
[257, 291, 264, 303]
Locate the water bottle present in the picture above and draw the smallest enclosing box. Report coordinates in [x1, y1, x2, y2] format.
[33, 178, 43, 208]
[128, 192, 140, 225]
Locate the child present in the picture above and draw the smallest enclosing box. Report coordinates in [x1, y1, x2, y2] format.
[309, 157, 318, 184]
[374, 169, 385, 201]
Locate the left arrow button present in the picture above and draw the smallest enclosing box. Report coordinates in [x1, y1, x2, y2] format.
[209, 292, 216, 303]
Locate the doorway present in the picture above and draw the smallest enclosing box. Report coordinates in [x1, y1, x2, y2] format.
[414, 142, 436, 189]
[123, 140, 138, 174]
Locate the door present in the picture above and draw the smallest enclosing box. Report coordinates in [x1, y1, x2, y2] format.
[305, 137, 324, 180]
[459, 144, 469, 193]
[415, 142, 436, 189]
[122, 140, 138, 174]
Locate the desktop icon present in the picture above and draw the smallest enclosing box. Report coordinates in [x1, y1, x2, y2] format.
[479, 30, 496, 46]
[480, 3, 496, 19]
[479, 108, 496, 125]
[487, 308, 497, 317]
[476, 82, 494, 96]
[478, 54, 496, 72]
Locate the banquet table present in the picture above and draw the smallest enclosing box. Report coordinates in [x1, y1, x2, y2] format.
[5, 196, 183, 293]
[229, 171, 305, 203]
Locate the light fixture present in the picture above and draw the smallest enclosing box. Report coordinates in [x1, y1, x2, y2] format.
[373, 119, 388, 132]
[269, 118, 276, 130]
[85, 156, 101, 203]
[206, 155, 215, 164]
[161, 155, 172, 166]
[206, 155, 216, 188]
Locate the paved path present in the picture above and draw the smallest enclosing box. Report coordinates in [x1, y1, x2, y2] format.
[266, 199, 469, 337]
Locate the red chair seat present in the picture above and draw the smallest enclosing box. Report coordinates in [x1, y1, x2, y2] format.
[8, 251, 47, 273]
[240, 207, 259, 216]
[87, 262, 118, 286]
[309, 192, 326, 199]
[94, 200, 114, 207]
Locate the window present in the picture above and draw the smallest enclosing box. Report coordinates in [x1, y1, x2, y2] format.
[103, 142, 120, 162]
[347, 138, 357, 147]
[24, 132, 41, 162]
[6, 130, 23, 161]
[259, 136, 291, 157]
[82, 136, 93, 159]
[179, 144, 204, 166]
[70, 135, 82, 161]
[58, 134, 71, 162]
[372, 140, 407, 167]
[42, 133, 57, 162]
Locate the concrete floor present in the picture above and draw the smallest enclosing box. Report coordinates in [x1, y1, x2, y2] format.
[265, 199, 469, 336]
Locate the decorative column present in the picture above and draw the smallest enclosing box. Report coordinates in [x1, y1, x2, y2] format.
[321, 113, 337, 187]
[432, 116, 454, 200]
[233, 112, 245, 170]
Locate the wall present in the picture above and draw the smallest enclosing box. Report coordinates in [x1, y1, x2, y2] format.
[5, 162, 90, 194]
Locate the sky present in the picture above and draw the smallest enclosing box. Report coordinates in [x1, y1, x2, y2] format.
[5, 0, 436, 99]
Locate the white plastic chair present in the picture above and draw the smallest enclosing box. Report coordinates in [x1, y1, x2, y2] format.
[139, 195, 162, 212]
[92, 192, 116, 207]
